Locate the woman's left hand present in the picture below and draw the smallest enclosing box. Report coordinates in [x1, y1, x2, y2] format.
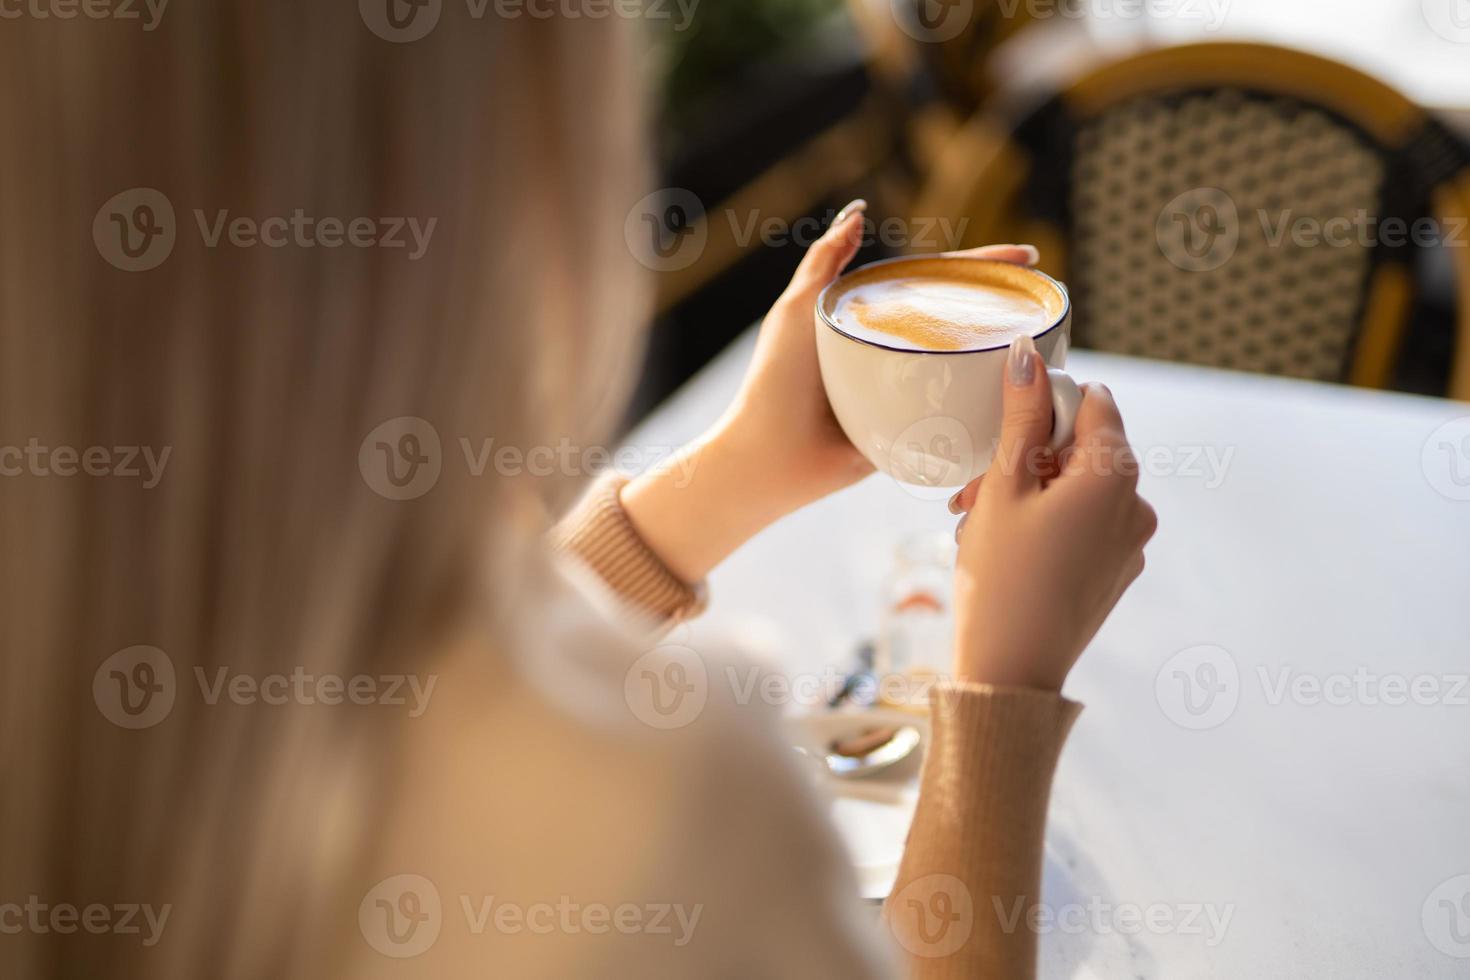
[621, 199, 1040, 583]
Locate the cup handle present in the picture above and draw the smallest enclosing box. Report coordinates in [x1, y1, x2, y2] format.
[1047, 369, 1083, 450]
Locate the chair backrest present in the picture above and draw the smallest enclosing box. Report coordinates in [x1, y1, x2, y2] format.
[917, 43, 1470, 398]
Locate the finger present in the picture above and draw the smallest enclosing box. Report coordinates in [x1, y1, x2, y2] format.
[789, 199, 866, 293]
[947, 474, 984, 514]
[1075, 383, 1126, 440]
[1124, 551, 1146, 587]
[992, 333, 1053, 495]
[941, 243, 1040, 266]
[953, 512, 968, 544]
[1134, 498, 1158, 543]
[1056, 384, 1130, 481]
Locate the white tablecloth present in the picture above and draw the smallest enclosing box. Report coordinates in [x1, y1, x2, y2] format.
[625, 329, 1470, 977]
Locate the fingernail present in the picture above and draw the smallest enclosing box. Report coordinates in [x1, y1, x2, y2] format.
[947, 489, 964, 514]
[1007, 334, 1037, 386]
[1017, 244, 1040, 266]
[834, 198, 867, 227]
[954, 513, 968, 545]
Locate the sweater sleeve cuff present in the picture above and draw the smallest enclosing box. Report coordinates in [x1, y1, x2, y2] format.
[920, 681, 1082, 831]
[886, 683, 1082, 977]
[548, 472, 708, 624]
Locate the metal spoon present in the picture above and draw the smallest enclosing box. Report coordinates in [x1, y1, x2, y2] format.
[795, 724, 923, 779]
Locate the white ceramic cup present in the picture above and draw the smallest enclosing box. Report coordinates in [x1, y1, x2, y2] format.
[816, 256, 1082, 488]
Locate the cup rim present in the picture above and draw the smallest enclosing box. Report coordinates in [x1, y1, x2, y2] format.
[815, 255, 1071, 355]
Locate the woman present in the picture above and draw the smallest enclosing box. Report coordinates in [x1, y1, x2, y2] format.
[0, 6, 1153, 978]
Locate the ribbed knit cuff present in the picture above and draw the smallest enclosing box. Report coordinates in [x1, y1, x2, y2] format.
[886, 682, 1081, 979]
[548, 472, 708, 624]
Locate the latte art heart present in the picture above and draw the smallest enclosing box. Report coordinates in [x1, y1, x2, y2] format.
[832, 276, 1052, 351]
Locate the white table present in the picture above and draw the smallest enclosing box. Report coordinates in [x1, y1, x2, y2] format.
[625, 329, 1470, 978]
[1088, 0, 1470, 117]
[995, 0, 1470, 138]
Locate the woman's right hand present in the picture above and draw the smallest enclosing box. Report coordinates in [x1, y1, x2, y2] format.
[947, 335, 1157, 691]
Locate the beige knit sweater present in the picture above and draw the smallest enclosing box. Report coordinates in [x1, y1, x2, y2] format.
[549, 474, 1082, 978]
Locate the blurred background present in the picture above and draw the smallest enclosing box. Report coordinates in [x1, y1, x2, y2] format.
[626, 0, 1470, 423]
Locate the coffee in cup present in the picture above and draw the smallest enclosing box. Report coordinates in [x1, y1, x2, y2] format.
[815, 256, 1082, 489]
[829, 272, 1054, 352]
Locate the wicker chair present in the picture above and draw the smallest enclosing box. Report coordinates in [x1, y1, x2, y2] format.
[916, 43, 1470, 397]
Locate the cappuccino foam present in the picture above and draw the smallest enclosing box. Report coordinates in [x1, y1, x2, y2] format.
[832, 275, 1052, 351]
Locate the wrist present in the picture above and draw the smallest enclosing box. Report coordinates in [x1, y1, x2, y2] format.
[619, 424, 791, 584]
[953, 619, 1067, 692]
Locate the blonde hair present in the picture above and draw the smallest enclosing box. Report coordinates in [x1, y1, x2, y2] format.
[0, 7, 648, 976]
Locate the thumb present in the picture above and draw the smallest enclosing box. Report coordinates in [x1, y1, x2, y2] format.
[788, 199, 866, 295]
[993, 334, 1052, 494]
